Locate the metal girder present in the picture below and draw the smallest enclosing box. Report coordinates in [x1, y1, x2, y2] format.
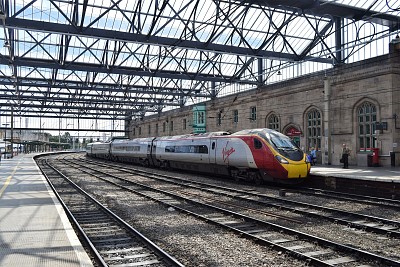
[0, 93, 181, 107]
[4, 108, 152, 120]
[247, 0, 400, 31]
[0, 55, 253, 84]
[0, 108, 140, 120]
[0, 76, 210, 97]
[0, 87, 190, 106]
[0, 102, 143, 113]
[4, 18, 331, 64]
[299, 16, 335, 61]
[0, 126, 125, 133]
[230, 8, 300, 81]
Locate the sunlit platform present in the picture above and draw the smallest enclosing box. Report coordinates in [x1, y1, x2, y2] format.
[310, 164, 400, 183]
[0, 153, 93, 267]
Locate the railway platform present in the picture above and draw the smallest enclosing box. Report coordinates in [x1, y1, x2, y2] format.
[0, 153, 93, 267]
[310, 164, 400, 183]
[308, 164, 400, 199]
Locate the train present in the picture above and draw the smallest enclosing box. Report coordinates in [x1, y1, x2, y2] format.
[86, 128, 311, 184]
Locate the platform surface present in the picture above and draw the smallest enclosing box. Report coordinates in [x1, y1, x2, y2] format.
[0, 153, 93, 267]
[310, 164, 400, 183]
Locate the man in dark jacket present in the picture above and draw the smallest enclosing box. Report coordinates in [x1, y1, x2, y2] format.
[341, 143, 350, 168]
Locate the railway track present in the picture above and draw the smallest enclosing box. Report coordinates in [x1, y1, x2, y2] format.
[77, 156, 400, 239]
[284, 186, 400, 209]
[45, 155, 400, 267]
[36, 158, 184, 267]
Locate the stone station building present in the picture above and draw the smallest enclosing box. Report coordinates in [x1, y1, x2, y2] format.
[129, 42, 400, 167]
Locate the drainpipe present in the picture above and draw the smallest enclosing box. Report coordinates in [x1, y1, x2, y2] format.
[323, 77, 331, 165]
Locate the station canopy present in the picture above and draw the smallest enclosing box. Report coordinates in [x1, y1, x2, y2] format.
[0, 0, 399, 129]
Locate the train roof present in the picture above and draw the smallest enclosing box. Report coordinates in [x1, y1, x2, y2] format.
[112, 137, 154, 143]
[87, 141, 109, 145]
[156, 131, 231, 140]
[232, 128, 280, 136]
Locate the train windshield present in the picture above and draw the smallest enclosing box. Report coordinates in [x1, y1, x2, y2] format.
[262, 131, 299, 151]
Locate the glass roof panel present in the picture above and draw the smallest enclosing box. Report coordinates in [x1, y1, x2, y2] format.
[0, 0, 399, 128]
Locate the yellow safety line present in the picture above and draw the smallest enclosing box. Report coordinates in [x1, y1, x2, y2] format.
[0, 164, 20, 198]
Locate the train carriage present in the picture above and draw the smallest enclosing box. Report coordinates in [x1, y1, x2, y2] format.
[154, 133, 225, 167]
[87, 142, 111, 159]
[111, 137, 154, 165]
[86, 143, 94, 156]
[87, 128, 311, 184]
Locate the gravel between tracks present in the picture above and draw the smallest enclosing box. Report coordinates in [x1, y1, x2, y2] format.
[55, 155, 400, 266]
[86, 183, 306, 266]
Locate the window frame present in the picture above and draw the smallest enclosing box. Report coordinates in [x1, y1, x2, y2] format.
[358, 102, 377, 152]
[268, 114, 280, 131]
[217, 112, 222, 126]
[182, 119, 187, 130]
[250, 106, 257, 121]
[233, 110, 239, 123]
[307, 109, 321, 150]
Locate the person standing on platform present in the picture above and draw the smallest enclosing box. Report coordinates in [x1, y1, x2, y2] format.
[341, 143, 350, 168]
[310, 147, 317, 166]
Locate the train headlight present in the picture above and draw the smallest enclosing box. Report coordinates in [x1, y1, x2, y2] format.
[275, 155, 289, 164]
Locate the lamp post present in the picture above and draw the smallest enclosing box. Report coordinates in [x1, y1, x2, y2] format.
[66, 123, 72, 150]
[10, 106, 14, 158]
[42, 122, 45, 151]
[58, 117, 61, 144]
[2, 123, 9, 159]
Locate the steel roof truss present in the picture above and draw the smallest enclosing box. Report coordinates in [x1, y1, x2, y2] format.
[5, 18, 331, 64]
[299, 17, 335, 61]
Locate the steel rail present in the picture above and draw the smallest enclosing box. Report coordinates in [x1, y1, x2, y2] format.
[58, 157, 400, 267]
[81, 157, 400, 238]
[37, 158, 184, 267]
[36, 158, 108, 267]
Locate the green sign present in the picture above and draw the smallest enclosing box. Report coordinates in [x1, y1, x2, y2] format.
[192, 104, 206, 133]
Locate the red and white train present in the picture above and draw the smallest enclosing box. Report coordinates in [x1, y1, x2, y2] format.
[86, 128, 311, 183]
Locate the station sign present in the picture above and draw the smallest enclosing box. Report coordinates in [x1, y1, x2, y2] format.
[375, 122, 388, 130]
[285, 127, 302, 136]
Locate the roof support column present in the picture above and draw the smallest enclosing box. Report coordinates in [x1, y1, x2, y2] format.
[323, 77, 332, 165]
[179, 95, 184, 107]
[125, 116, 131, 137]
[10, 105, 14, 158]
[258, 58, 263, 85]
[211, 81, 216, 99]
[335, 17, 343, 65]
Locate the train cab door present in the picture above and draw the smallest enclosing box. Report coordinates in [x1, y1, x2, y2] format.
[253, 137, 264, 163]
[148, 137, 157, 166]
[209, 138, 217, 164]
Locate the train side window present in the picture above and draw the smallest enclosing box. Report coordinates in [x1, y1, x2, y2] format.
[254, 138, 262, 149]
[212, 142, 215, 150]
[198, 145, 208, 154]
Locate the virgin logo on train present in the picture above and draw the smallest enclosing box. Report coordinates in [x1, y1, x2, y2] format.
[222, 142, 235, 162]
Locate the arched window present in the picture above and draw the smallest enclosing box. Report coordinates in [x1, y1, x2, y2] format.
[267, 114, 280, 131]
[307, 109, 321, 150]
[358, 102, 377, 151]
